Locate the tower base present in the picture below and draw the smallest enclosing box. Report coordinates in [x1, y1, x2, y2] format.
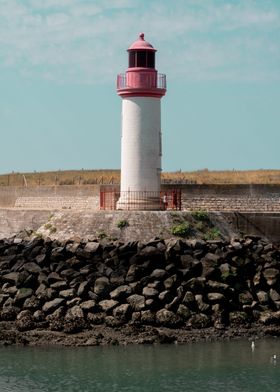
[117, 194, 162, 211]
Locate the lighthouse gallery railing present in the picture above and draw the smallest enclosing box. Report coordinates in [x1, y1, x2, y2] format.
[117, 73, 166, 90]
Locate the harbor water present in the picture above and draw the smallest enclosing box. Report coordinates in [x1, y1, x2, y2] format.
[0, 339, 279, 392]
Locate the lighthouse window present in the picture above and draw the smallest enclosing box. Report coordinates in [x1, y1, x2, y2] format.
[136, 51, 146, 67]
[129, 52, 136, 67]
[147, 52, 155, 68]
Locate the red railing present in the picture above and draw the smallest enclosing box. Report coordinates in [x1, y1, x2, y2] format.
[117, 73, 166, 90]
[100, 189, 181, 211]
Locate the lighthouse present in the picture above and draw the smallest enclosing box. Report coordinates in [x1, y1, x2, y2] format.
[117, 33, 166, 210]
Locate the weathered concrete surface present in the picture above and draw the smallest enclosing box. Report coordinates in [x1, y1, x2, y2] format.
[225, 212, 280, 243]
[0, 209, 51, 239]
[1, 208, 280, 243]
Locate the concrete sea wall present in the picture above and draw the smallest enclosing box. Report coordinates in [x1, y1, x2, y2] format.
[1, 184, 280, 212]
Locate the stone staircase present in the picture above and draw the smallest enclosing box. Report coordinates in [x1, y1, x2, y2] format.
[14, 196, 99, 210]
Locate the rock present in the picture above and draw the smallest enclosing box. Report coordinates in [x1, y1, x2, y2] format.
[156, 309, 179, 327]
[239, 291, 254, 305]
[50, 281, 68, 290]
[110, 285, 132, 300]
[187, 313, 211, 329]
[270, 289, 280, 302]
[229, 311, 250, 326]
[94, 277, 111, 297]
[126, 265, 141, 282]
[141, 310, 155, 325]
[105, 316, 122, 328]
[257, 291, 269, 304]
[127, 294, 145, 311]
[59, 289, 75, 299]
[23, 262, 41, 274]
[113, 304, 131, 322]
[64, 305, 85, 333]
[201, 254, 220, 279]
[16, 310, 34, 331]
[163, 275, 177, 290]
[150, 269, 167, 280]
[110, 269, 125, 286]
[207, 293, 226, 304]
[182, 291, 195, 306]
[263, 268, 279, 286]
[2, 272, 19, 285]
[47, 272, 63, 284]
[177, 304, 191, 320]
[23, 296, 41, 311]
[43, 298, 65, 313]
[99, 299, 119, 313]
[206, 280, 229, 294]
[80, 300, 96, 312]
[77, 281, 89, 297]
[33, 310, 45, 322]
[185, 277, 205, 293]
[0, 306, 20, 321]
[87, 312, 104, 325]
[142, 287, 159, 298]
[195, 294, 210, 313]
[259, 311, 280, 325]
[67, 297, 81, 307]
[15, 288, 33, 303]
[158, 290, 173, 303]
[47, 307, 66, 331]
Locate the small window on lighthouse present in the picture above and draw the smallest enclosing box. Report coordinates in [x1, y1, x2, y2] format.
[136, 51, 146, 67]
[129, 52, 136, 67]
[147, 52, 155, 68]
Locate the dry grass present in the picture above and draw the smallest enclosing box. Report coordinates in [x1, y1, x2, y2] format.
[0, 169, 280, 186]
[161, 169, 280, 185]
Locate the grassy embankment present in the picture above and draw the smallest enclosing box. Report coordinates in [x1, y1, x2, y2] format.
[0, 169, 280, 186]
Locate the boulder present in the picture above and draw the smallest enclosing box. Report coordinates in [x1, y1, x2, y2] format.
[16, 310, 34, 331]
[15, 288, 33, 304]
[256, 291, 269, 304]
[43, 298, 65, 313]
[0, 306, 20, 321]
[163, 274, 177, 290]
[142, 287, 159, 298]
[141, 310, 155, 325]
[150, 269, 168, 280]
[64, 305, 85, 333]
[156, 309, 179, 327]
[187, 313, 211, 329]
[238, 291, 254, 305]
[207, 292, 226, 304]
[23, 296, 41, 311]
[177, 304, 191, 320]
[229, 311, 250, 326]
[110, 285, 132, 300]
[127, 294, 145, 311]
[99, 299, 119, 313]
[59, 288, 75, 299]
[263, 268, 279, 286]
[94, 277, 111, 297]
[195, 294, 210, 313]
[80, 300, 96, 312]
[113, 304, 131, 322]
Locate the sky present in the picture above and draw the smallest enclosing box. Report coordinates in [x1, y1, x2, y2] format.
[0, 0, 280, 174]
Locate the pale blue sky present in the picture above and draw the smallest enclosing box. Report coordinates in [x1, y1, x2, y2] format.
[0, 0, 279, 174]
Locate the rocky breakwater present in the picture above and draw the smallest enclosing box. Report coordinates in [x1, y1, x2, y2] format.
[0, 235, 280, 345]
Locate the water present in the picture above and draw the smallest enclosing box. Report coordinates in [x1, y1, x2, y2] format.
[0, 339, 279, 392]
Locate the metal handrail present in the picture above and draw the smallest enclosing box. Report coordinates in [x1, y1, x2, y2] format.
[117, 73, 166, 90]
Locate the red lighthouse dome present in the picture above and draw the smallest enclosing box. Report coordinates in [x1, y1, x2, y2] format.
[117, 33, 166, 98]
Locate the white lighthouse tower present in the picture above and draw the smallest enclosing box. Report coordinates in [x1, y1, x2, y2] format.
[117, 33, 166, 210]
